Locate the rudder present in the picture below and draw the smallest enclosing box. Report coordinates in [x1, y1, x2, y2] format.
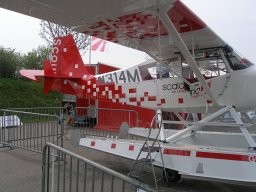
[45, 35, 92, 78]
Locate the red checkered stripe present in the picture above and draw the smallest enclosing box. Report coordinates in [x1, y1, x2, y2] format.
[64, 77, 213, 107]
[82, 1, 206, 45]
[81, 80, 125, 103]
[64, 79, 197, 107]
[68, 78, 187, 107]
[83, 12, 163, 43]
[82, 8, 177, 44]
[128, 88, 166, 107]
[75, 79, 167, 107]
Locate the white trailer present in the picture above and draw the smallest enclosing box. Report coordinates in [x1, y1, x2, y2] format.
[79, 106, 256, 183]
[80, 131, 256, 182]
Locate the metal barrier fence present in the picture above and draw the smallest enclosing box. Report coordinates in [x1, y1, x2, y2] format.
[0, 112, 4, 145]
[71, 107, 138, 138]
[65, 107, 138, 129]
[9, 107, 65, 116]
[42, 143, 156, 192]
[9, 107, 138, 130]
[0, 107, 138, 151]
[0, 109, 63, 153]
[54, 106, 140, 143]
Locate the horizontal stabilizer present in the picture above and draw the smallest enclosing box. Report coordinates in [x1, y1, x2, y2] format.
[19, 69, 44, 82]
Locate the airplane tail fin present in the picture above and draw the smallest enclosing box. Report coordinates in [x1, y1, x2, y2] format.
[44, 35, 92, 93]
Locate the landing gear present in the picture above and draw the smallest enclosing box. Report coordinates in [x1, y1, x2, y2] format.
[164, 169, 181, 183]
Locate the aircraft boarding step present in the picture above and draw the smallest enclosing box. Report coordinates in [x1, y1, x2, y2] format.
[129, 157, 164, 181]
[128, 112, 168, 191]
[136, 158, 154, 164]
[129, 170, 149, 179]
[129, 169, 164, 182]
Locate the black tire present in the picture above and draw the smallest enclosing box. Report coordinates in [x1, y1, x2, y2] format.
[163, 169, 181, 183]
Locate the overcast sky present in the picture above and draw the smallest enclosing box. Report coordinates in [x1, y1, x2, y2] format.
[0, 0, 255, 67]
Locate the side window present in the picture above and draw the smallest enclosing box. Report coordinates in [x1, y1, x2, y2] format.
[182, 65, 195, 79]
[138, 62, 175, 80]
[156, 63, 171, 79]
[138, 62, 157, 80]
[182, 48, 229, 80]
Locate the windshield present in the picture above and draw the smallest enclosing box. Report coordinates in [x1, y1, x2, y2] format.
[138, 46, 254, 82]
[224, 46, 254, 71]
[181, 48, 229, 80]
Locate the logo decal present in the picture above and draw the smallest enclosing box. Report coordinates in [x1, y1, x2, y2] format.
[249, 155, 256, 162]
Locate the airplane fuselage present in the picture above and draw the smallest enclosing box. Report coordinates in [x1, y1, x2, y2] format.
[75, 60, 256, 113]
[21, 36, 256, 113]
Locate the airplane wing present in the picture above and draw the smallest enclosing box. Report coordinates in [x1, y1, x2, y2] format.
[0, 0, 226, 61]
[1, 0, 228, 103]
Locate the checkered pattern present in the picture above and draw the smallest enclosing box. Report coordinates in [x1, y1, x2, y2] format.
[63, 76, 215, 108]
[82, 0, 206, 44]
[68, 79, 167, 107]
[84, 12, 166, 43]
[80, 78, 124, 103]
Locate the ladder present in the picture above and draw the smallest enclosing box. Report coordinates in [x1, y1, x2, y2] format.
[128, 113, 168, 191]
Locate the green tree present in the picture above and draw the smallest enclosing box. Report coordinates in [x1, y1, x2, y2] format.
[22, 45, 51, 70]
[0, 47, 21, 78]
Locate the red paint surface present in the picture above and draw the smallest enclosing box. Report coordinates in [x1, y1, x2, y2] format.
[90, 141, 96, 146]
[196, 151, 251, 162]
[129, 88, 137, 93]
[178, 98, 184, 104]
[163, 148, 191, 156]
[168, 0, 206, 33]
[111, 143, 116, 149]
[97, 100, 155, 131]
[129, 145, 135, 151]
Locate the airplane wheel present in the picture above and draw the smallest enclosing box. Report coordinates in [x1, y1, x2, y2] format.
[163, 169, 181, 183]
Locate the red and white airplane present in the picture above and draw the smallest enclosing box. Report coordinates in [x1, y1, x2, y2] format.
[2, 0, 256, 184]
[9, 0, 253, 114]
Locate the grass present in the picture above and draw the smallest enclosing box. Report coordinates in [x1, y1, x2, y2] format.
[0, 78, 61, 109]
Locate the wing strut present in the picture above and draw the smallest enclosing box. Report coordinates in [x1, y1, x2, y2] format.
[159, 8, 217, 105]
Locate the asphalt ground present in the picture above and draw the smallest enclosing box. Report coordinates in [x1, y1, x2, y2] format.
[0, 129, 256, 192]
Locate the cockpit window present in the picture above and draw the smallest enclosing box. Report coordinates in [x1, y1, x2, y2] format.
[181, 48, 229, 80]
[156, 63, 172, 78]
[195, 49, 228, 78]
[138, 62, 157, 80]
[138, 62, 174, 80]
[224, 46, 254, 71]
[138, 46, 254, 82]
